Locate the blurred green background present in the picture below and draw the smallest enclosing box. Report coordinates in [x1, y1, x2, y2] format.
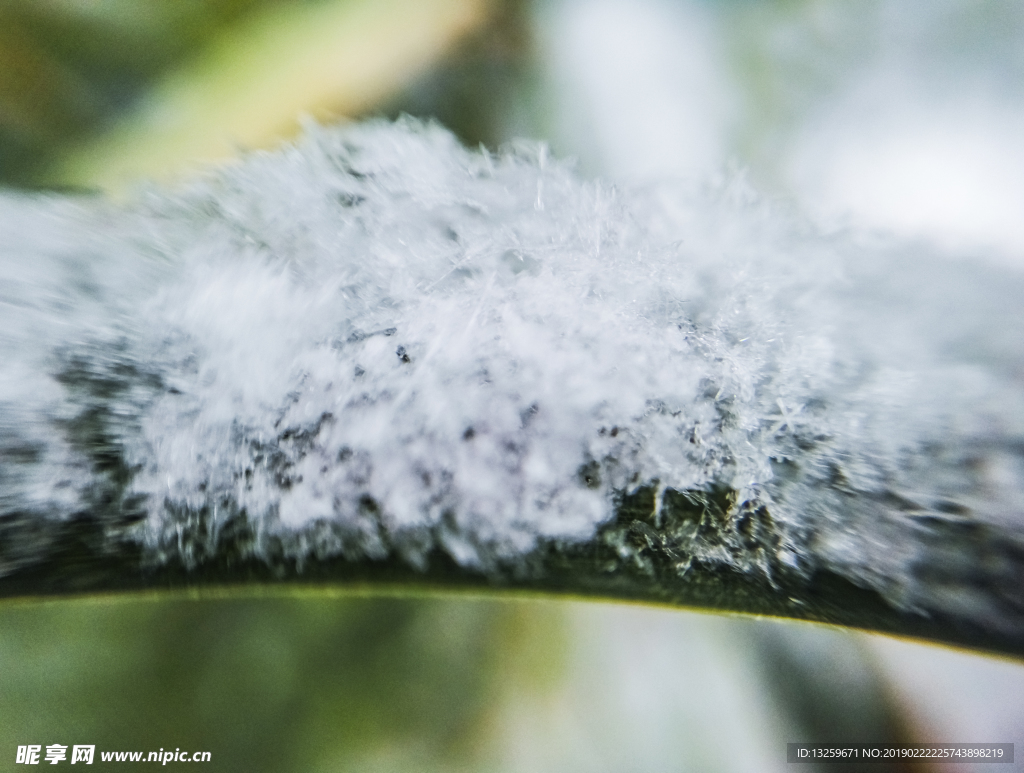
[0, 0, 530, 190]
[3, 1, 1024, 770]
[1, 593, 568, 772]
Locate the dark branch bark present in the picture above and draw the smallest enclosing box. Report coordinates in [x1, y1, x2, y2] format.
[3, 485, 1022, 660]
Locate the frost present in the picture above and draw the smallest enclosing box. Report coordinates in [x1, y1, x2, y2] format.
[1, 118, 1023, 614]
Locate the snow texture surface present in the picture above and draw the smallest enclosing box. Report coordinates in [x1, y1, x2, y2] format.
[2, 119, 1023, 610]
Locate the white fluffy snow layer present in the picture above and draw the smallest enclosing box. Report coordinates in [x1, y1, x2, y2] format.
[2, 120, 1023, 604]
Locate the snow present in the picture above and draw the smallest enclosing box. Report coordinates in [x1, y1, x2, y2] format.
[2, 118, 1022, 610]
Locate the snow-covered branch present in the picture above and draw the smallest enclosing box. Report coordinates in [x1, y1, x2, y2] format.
[2, 119, 1022, 656]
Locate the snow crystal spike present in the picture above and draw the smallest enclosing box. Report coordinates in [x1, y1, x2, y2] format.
[2, 119, 1023, 659]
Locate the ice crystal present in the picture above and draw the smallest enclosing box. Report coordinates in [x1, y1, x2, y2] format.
[2, 119, 1022, 613]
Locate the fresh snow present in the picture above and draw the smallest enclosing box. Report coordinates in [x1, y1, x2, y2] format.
[2, 119, 1022, 611]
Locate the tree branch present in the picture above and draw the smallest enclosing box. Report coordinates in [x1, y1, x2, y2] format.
[2, 119, 1023, 659]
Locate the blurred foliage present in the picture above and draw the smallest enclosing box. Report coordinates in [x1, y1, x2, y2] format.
[0, 0, 269, 184]
[50, 0, 494, 190]
[381, 0, 537, 152]
[0, 0, 517, 188]
[0, 594, 565, 772]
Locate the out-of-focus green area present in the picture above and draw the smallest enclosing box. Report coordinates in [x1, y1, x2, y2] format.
[0, 594, 565, 772]
[0, 0, 529, 189]
[0, 0, 259, 185]
[3, 591, 926, 772]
